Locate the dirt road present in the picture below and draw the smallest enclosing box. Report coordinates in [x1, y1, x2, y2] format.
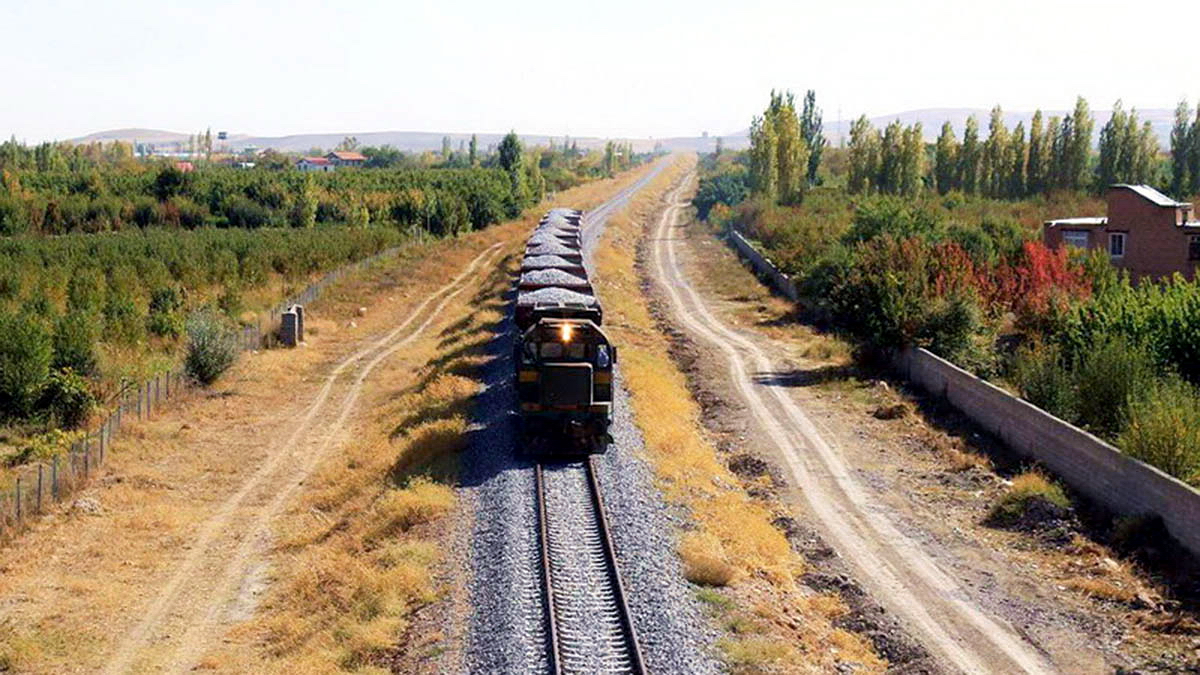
[99, 243, 504, 674]
[649, 173, 1056, 674]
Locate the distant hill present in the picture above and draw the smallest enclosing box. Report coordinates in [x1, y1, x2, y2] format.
[68, 127, 741, 155]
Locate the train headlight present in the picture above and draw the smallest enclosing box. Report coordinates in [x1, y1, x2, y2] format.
[560, 323, 573, 343]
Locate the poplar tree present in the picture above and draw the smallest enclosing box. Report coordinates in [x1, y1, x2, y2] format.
[1188, 107, 1200, 195]
[1049, 116, 1070, 190]
[847, 115, 879, 194]
[878, 120, 903, 193]
[1008, 121, 1027, 198]
[1066, 97, 1094, 191]
[469, 134, 478, 166]
[1026, 111, 1048, 195]
[497, 131, 526, 215]
[1097, 100, 1129, 189]
[959, 115, 982, 194]
[441, 136, 452, 161]
[934, 121, 958, 194]
[800, 90, 825, 185]
[899, 123, 925, 196]
[983, 105, 1009, 197]
[1170, 99, 1191, 196]
[1133, 120, 1159, 185]
[768, 91, 808, 204]
[748, 113, 778, 199]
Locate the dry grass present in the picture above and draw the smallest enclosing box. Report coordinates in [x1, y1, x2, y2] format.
[1063, 577, 1137, 604]
[592, 156, 884, 672]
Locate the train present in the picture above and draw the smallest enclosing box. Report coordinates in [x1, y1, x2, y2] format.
[514, 208, 616, 455]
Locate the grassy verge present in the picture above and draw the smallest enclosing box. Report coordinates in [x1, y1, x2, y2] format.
[592, 156, 884, 672]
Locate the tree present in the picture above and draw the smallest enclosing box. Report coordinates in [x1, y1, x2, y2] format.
[878, 120, 904, 194]
[800, 90, 826, 185]
[715, 136, 724, 157]
[934, 121, 958, 194]
[959, 115, 982, 194]
[748, 113, 778, 199]
[847, 115, 879, 194]
[899, 122, 925, 196]
[469, 134, 478, 166]
[1188, 107, 1200, 195]
[1008, 122, 1027, 198]
[1066, 97, 1094, 191]
[1027, 110, 1048, 195]
[441, 136, 452, 161]
[767, 91, 808, 204]
[1097, 99, 1129, 190]
[497, 131, 526, 216]
[336, 136, 359, 151]
[1171, 99, 1192, 197]
[981, 106, 1010, 197]
[1049, 115, 1069, 190]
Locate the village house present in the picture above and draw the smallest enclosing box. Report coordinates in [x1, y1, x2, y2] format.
[296, 156, 334, 172]
[325, 150, 367, 166]
[1043, 184, 1200, 281]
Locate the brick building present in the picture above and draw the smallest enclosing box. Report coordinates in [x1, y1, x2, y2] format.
[1044, 184, 1200, 281]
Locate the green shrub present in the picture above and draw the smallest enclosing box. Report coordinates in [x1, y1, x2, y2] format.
[0, 312, 53, 419]
[52, 311, 99, 375]
[40, 368, 94, 429]
[147, 285, 184, 337]
[222, 195, 271, 228]
[1073, 336, 1155, 438]
[184, 310, 239, 385]
[67, 267, 107, 314]
[1010, 341, 1077, 421]
[1119, 377, 1200, 485]
[103, 293, 144, 344]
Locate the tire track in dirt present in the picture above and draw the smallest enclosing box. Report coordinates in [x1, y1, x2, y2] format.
[648, 174, 1054, 675]
[103, 243, 503, 675]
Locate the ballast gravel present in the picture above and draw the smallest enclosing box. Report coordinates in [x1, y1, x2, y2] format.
[461, 160, 718, 673]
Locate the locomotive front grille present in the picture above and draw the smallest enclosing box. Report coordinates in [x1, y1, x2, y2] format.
[539, 363, 593, 407]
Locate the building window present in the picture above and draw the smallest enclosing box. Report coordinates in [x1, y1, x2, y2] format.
[1062, 230, 1090, 248]
[1109, 232, 1126, 258]
[1189, 235, 1200, 261]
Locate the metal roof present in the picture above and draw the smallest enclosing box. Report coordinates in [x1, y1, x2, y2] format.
[1045, 217, 1106, 227]
[1112, 184, 1188, 208]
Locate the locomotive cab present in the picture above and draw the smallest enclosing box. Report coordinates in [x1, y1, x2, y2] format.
[516, 317, 615, 454]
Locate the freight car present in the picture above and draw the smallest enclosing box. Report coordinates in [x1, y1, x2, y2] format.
[514, 209, 616, 455]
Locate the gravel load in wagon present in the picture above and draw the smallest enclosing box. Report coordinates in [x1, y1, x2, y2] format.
[520, 255, 586, 272]
[540, 214, 580, 228]
[516, 286, 597, 307]
[514, 287, 602, 329]
[518, 268, 591, 291]
[525, 242, 583, 261]
[527, 232, 580, 248]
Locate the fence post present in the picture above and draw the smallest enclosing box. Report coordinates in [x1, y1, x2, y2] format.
[52, 455, 59, 501]
[15, 477, 21, 523]
[37, 464, 43, 513]
[99, 422, 106, 465]
[83, 443, 90, 480]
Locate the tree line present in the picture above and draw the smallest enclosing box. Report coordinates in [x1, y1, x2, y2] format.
[747, 90, 826, 204]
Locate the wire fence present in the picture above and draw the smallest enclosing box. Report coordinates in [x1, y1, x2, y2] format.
[0, 245, 407, 538]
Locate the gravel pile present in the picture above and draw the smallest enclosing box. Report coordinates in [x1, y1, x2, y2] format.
[520, 255, 585, 272]
[527, 232, 579, 248]
[518, 269, 591, 289]
[515, 287, 597, 307]
[463, 159, 719, 673]
[526, 242, 582, 258]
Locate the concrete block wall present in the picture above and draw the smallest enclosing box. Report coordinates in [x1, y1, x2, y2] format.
[896, 347, 1200, 557]
[727, 229, 800, 301]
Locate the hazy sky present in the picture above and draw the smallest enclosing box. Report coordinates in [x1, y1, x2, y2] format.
[4, 0, 1200, 142]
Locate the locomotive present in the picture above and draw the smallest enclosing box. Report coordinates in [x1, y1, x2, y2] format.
[514, 208, 616, 455]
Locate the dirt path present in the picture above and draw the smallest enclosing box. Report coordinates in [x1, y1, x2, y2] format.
[98, 243, 504, 674]
[649, 174, 1056, 674]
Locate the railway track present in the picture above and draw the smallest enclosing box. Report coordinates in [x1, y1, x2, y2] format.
[535, 457, 646, 674]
